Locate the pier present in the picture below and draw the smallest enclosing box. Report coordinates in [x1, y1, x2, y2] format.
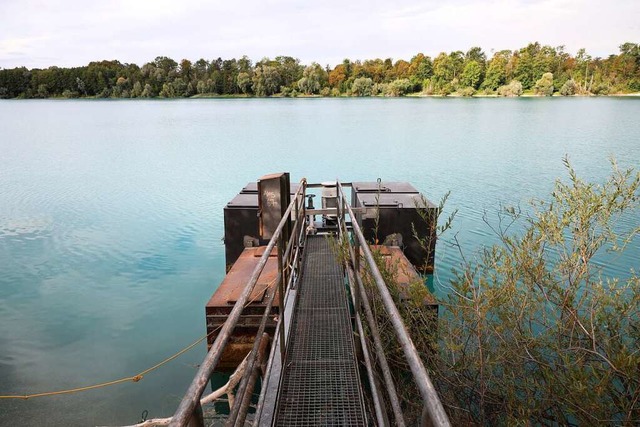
[170, 174, 450, 427]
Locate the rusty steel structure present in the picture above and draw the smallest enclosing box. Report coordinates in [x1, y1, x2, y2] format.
[169, 174, 450, 427]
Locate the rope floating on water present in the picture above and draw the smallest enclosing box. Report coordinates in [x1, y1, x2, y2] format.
[0, 280, 274, 400]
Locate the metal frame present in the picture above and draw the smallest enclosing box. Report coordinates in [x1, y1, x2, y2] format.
[170, 177, 450, 427]
[336, 180, 451, 427]
[169, 180, 307, 427]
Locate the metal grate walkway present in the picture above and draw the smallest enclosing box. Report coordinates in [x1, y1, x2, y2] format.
[274, 236, 367, 426]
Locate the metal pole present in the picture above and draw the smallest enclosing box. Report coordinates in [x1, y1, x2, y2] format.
[169, 181, 305, 427]
[276, 233, 286, 364]
[336, 189, 405, 427]
[251, 292, 284, 425]
[225, 274, 281, 426]
[344, 262, 389, 427]
[337, 182, 451, 427]
[234, 333, 270, 426]
[337, 191, 390, 426]
[235, 186, 305, 426]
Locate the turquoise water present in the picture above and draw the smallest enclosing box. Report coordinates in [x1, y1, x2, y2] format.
[1, 98, 639, 426]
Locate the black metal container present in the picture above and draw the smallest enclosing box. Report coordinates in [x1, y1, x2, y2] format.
[353, 184, 437, 272]
[223, 193, 260, 269]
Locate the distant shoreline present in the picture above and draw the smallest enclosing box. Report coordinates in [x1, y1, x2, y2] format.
[407, 92, 640, 98]
[3, 42, 639, 99]
[3, 92, 638, 100]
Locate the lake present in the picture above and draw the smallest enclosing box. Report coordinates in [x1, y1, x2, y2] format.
[1, 97, 639, 426]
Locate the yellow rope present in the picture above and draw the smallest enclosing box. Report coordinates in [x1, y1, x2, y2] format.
[0, 279, 276, 400]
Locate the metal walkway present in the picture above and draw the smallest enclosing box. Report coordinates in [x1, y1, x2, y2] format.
[170, 179, 451, 427]
[274, 235, 367, 426]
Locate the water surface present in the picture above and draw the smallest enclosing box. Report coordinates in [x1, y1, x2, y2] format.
[0, 98, 639, 426]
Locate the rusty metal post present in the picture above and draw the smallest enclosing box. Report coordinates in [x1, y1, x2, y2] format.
[277, 233, 286, 364]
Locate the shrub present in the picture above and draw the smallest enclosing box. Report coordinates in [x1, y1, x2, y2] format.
[61, 89, 78, 99]
[280, 86, 292, 97]
[592, 83, 610, 95]
[422, 78, 435, 95]
[383, 78, 412, 97]
[559, 79, 578, 96]
[497, 80, 523, 97]
[457, 86, 475, 97]
[372, 83, 387, 96]
[351, 77, 373, 96]
[534, 72, 554, 96]
[429, 159, 640, 425]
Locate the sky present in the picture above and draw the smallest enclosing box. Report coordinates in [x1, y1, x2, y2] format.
[0, 0, 638, 69]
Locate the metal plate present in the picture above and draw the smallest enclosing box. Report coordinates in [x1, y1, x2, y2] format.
[352, 181, 419, 194]
[205, 247, 279, 307]
[356, 192, 433, 208]
[226, 193, 259, 208]
[242, 181, 301, 194]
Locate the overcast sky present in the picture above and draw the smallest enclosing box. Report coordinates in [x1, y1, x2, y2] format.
[0, 0, 638, 69]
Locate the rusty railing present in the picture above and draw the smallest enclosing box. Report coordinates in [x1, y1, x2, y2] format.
[336, 180, 451, 427]
[169, 179, 307, 427]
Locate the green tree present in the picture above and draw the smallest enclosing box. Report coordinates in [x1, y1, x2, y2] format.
[298, 62, 327, 94]
[449, 51, 465, 79]
[36, 84, 48, 98]
[154, 56, 178, 74]
[194, 59, 209, 80]
[274, 56, 303, 89]
[237, 72, 252, 95]
[351, 77, 373, 96]
[132, 81, 142, 98]
[460, 60, 483, 89]
[252, 62, 281, 96]
[465, 46, 487, 67]
[433, 52, 454, 88]
[408, 53, 433, 86]
[140, 83, 153, 98]
[534, 72, 554, 95]
[482, 52, 509, 90]
[159, 82, 175, 98]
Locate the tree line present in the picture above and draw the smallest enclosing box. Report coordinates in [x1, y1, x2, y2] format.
[0, 42, 639, 99]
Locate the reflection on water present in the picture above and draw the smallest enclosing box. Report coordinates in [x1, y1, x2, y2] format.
[0, 98, 639, 426]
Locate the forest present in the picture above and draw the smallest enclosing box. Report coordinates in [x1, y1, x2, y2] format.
[0, 42, 639, 99]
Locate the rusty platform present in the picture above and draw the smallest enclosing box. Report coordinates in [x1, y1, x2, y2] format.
[370, 245, 437, 307]
[205, 246, 280, 369]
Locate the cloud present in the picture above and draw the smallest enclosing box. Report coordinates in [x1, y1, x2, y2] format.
[0, 0, 638, 69]
[0, 36, 49, 57]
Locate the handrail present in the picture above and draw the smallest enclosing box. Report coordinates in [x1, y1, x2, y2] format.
[336, 181, 451, 427]
[169, 179, 307, 427]
[226, 186, 307, 426]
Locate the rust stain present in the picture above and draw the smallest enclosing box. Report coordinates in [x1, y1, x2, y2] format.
[206, 246, 280, 369]
[206, 247, 280, 307]
[369, 245, 436, 305]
